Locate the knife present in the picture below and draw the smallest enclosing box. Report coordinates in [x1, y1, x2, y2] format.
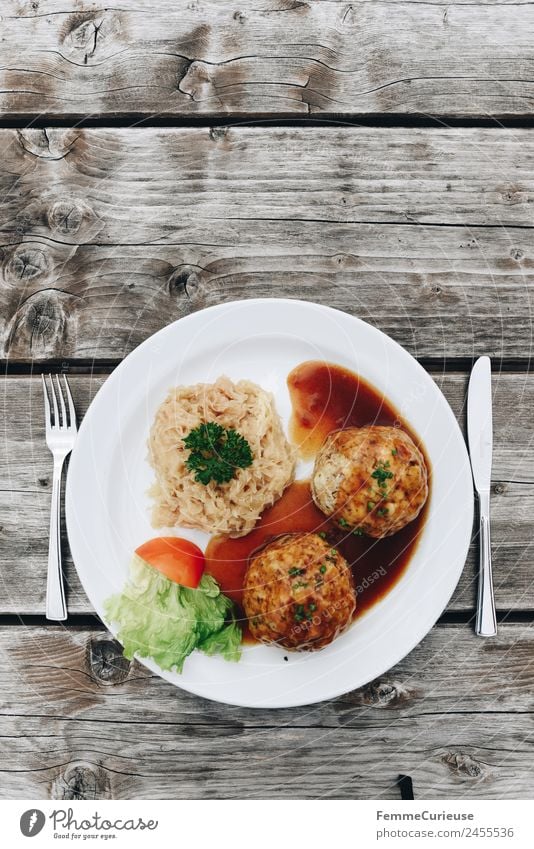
[467, 356, 497, 637]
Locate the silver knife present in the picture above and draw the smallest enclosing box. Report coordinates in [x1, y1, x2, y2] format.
[467, 356, 497, 637]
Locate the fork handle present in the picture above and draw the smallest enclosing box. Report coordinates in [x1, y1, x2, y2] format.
[475, 490, 497, 637]
[46, 458, 67, 621]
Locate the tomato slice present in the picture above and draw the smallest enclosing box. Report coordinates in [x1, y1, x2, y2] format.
[135, 537, 205, 589]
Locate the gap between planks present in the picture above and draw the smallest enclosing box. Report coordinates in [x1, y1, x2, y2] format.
[2, 360, 534, 376]
[2, 611, 534, 628]
[2, 115, 534, 131]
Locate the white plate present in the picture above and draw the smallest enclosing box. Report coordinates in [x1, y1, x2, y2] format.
[66, 299, 473, 708]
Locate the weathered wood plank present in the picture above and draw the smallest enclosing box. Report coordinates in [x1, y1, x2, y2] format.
[3, 127, 534, 233]
[1, 126, 534, 361]
[2, 231, 533, 363]
[7, 713, 534, 799]
[0, 623, 533, 799]
[1, 1, 534, 118]
[1, 373, 533, 613]
[3, 622, 533, 723]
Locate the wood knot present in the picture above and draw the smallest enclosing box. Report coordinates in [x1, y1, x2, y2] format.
[442, 751, 485, 779]
[41, 195, 99, 241]
[168, 265, 202, 298]
[233, 10, 247, 23]
[493, 482, 506, 495]
[500, 184, 527, 206]
[47, 200, 85, 236]
[38, 477, 50, 487]
[334, 253, 352, 267]
[510, 248, 524, 262]
[4, 246, 50, 283]
[52, 761, 112, 800]
[209, 126, 228, 142]
[178, 61, 214, 102]
[61, 12, 123, 65]
[5, 289, 72, 358]
[361, 678, 414, 707]
[17, 129, 78, 161]
[87, 638, 131, 684]
[27, 296, 65, 344]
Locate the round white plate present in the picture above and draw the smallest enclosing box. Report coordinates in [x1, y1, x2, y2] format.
[66, 299, 473, 708]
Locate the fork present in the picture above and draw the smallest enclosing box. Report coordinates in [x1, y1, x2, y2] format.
[42, 374, 77, 621]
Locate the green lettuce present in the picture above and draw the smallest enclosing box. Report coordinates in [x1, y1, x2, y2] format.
[104, 555, 242, 673]
[198, 620, 243, 662]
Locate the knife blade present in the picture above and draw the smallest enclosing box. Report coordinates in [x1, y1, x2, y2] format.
[468, 356, 493, 493]
[467, 356, 497, 637]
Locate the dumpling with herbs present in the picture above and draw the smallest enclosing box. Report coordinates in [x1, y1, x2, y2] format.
[243, 532, 356, 651]
[311, 426, 428, 538]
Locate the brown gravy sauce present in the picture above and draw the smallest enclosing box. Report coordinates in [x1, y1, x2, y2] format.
[205, 361, 430, 642]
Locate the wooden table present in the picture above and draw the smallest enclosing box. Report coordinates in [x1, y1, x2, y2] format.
[1, 0, 534, 800]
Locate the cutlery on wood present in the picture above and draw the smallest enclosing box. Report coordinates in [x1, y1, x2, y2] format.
[467, 356, 497, 637]
[42, 374, 77, 621]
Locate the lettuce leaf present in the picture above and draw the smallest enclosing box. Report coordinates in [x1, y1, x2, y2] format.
[104, 556, 242, 673]
[198, 620, 243, 663]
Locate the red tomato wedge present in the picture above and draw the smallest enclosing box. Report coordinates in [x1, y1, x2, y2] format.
[135, 537, 205, 589]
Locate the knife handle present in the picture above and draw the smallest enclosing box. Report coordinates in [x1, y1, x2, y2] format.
[475, 490, 497, 637]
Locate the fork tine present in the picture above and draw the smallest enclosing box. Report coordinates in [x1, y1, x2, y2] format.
[62, 374, 76, 429]
[48, 374, 59, 429]
[55, 374, 67, 429]
[41, 373, 51, 428]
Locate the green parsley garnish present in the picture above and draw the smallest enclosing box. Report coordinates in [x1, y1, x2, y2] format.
[367, 501, 375, 511]
[320, 564, 327, 574]
[371, 461, 394, 488]
[338, 517, 350, 528]
[184, 422, 253, 485]
[352, 527, 364, 537]
[318, 531, 327, 539]
[391, 448, 398, 456]
[288, 566, 306, 577]
[309, 603, 317, 612]
[377, 507, 389, 517]
[294, 602, 315, 623]
[294, 604, 306, 623]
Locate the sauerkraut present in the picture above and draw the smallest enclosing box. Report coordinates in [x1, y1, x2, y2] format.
[148, 376, 296, 537]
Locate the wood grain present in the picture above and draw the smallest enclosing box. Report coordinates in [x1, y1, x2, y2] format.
[3, 126, 534, 233]
[1, 1, 534, 118]
[0, 623, 533, 799]
[1, 373, 534, 614]
[1, 127, 534, 362]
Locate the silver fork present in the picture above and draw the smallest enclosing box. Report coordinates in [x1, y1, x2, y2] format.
[42, 374, 77, 621]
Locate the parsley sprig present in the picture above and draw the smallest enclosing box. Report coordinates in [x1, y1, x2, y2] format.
[183, 422, 253, 485]
[370, 460, 395, 509]
[371, 461, 394, 488]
